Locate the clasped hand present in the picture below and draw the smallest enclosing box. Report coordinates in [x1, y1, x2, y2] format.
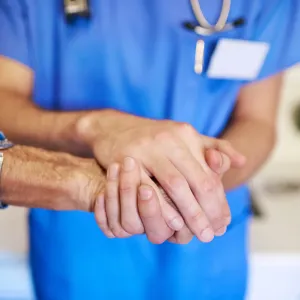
[77, 111, 246, 244]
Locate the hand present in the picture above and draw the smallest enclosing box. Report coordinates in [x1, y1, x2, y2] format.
[95, 149, 241, 244]
[94, 157, 174, 242]
[168, 148, 237, 243]
[77, 110, 245, 242]
[94, 156, 173, 242]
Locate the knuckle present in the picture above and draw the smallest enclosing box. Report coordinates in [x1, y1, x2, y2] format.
[198, 176, 220, 194]
[135, 136, 151, 149]
[121, 219, 144, 235]
[220, 140, 232, 149]
[153, 130, 174, 144]
[176, 122, 195, 136]
[119, 181, 134, 195]
[171, 145, 187, 160]
[163, 175, 187, 195]
[190, 209, 205, 223]
[121, 138, 149, 156]
[106, 191, 117, 202]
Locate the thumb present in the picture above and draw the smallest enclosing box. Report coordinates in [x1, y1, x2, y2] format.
[203, 138, 246, 168]
[205, 149, 231, 176]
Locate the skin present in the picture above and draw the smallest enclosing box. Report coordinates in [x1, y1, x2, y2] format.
[101, 74, 283, 243]
[99, 149, 233, 244]
[0, 56, 246, 243]
[221, 74, 282, 189]
[0, 56, 281, 244]
[0, 145, 105, 211]
[1, 145, 230, 246]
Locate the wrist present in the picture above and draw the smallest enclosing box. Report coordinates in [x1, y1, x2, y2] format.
[67, 158, 106, 212]
[74, 109, 117, 147]
[43, 110, 92, 157]
[0, 146, 103, 211]
[74, 109, 143, 166]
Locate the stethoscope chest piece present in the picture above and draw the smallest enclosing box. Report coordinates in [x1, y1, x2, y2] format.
[64, 0, 91, 20]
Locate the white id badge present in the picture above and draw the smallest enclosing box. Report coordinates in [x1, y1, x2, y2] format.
[207, 39, 270, 80]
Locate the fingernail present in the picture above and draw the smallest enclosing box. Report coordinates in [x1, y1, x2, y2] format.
[169, 217, 184, 231]
[123, 157, 135, 172]
[139, 186, 152, 200]
[107, 164, 119, 180]
[215, 226, 227, 236]
[200, 228, 214, 243]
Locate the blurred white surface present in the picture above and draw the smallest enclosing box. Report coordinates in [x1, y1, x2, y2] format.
[0, 207, 27, 253]
[0, 253, 34, 300]
[1, 252, 300, 300]
[250, 168, 300, 253]
[247, 254, 300, 300]
[267, 65, 300, 166]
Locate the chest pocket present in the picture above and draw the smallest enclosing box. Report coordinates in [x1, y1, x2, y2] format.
[169, 22, 248, 136]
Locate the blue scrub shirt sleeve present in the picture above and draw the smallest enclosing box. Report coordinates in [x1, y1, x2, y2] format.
[0, 1, 32, 67]
[255, 0, 300, 81]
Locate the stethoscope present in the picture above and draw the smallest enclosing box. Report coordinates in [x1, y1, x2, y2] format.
[183, 0, 245, 36]
[63, 0, 245, 36]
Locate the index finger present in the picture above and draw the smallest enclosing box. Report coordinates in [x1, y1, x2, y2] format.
[138, 185, 173, 244]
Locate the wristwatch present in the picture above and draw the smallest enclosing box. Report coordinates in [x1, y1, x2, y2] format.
[0, 132, 14, 209]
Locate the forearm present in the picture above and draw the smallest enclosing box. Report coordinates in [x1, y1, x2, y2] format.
[0, 90, 93, 156]
[0, 145, 105, 211]
[220, 118, 276, 190]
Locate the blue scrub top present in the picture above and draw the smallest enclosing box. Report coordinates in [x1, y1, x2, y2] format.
[1, 1, 300, 299]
